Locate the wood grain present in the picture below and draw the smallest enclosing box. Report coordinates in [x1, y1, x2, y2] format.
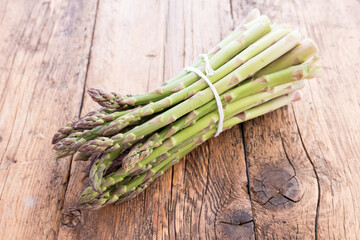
[232, 0, 360, 239]
[58, 0, 170, 239]
[0, 0, 359, 239]
[0, 0, 97, 238]
[291, 0, 360, 238]
[58, 0, 254, 239]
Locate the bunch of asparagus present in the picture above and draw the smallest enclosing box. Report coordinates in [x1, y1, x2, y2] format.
[53, 9, 321, 210]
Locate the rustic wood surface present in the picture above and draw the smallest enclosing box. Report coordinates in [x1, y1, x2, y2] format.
[0, 0, 359, 239]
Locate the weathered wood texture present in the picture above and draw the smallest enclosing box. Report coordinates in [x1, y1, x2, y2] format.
[0, 0, 97, 238]
[236, 0, 360, 239]
[0, 0, 359, 239]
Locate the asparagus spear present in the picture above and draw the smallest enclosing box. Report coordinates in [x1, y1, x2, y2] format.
[87, 80, 305, 194]
[80, 131, 215, 209]
[72, 109, 134, 129]
[83, 70, 311, 193]
[53, 39, 318, 158]
[78, 131, 205, 203]
[121, 57, 321, 169]
[123, 80, 306, 173]
[54, 38, 317, 147]
[91, 16, 271, 109]
[101, 25, 290, 136]
[52, 107, 120, 144]
[86, 88, 129, 109]
[52, 120, 76, 145]
[254, 38, 319, 78]
[53, 108, 141, 158]
[87, 10, 262, 109]
[52, 9, 323, 212]
[56, 24, 280, 156]
[58, 18, 273, 153]
[78, 31, 302, 192]
[79, 91, 302, 209]
[80, 30, 301, 155]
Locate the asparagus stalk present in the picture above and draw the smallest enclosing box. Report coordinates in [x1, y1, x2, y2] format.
[53, 38, 318, 158]
[52, 120, 76, 144]
[87, 36, 317, 111]
[254, 38, 319, 78]
[121, 57, 321, 169]
[160, 14, 268, 85]
[52, 107, 120, 144]
[88, 9, 262, 109]
[86, 88, 129, 109]
[72, 109, 134, 129]
[79, 91, 302, 209]
[52, 9, 322, 212]
[78, 31, 302, 192]
[109, 16, 272, 108]
[80, 80, 304, 199]
[86, 80, 305, 194]
[53, 108, 140, 158]
[101, 25, 290, 136]
[84, 75, 300, 192]
[127, 81, 306, 172]
[80, 30, 301, 155]
[54, 39, 318, 159]
[60, 19, 273, 152]
[78, 131, 205, 203]
[80, 133, 212, 209]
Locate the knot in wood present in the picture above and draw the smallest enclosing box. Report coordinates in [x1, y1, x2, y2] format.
[61, 208, 82, 229]
[252, 168, 301, 210]
[217, 201, 254, 239]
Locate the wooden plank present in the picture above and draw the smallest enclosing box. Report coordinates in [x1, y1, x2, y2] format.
[244, 108, 319, 239]
[168, 1, 254, 239]
[0, 0, 98, 238]
[2, 0, 356, 238]
[230, 2, 319, 238]
[58, 0, 169, 239]
[291, 0, 360, 238]
[232, 0, 360, 239]
[58, 0, 255, 239]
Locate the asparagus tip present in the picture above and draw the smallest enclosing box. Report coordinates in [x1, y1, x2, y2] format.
[87, 87, 123, 108]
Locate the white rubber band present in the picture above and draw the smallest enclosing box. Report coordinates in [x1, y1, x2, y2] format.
[184, 66, 224, 137]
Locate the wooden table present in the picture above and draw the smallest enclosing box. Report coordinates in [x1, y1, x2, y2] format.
[0, 0, 359, 239]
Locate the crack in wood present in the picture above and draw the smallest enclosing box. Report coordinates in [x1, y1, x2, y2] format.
[280, 135, 297, 178]
[220, 219, 254, 226]
[291, 105, 321, 240]
[240, 123, 258, 240]
[228, 0, 234, 30]
[252, 167, 302, 209]
[197, 149, 211, 235]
